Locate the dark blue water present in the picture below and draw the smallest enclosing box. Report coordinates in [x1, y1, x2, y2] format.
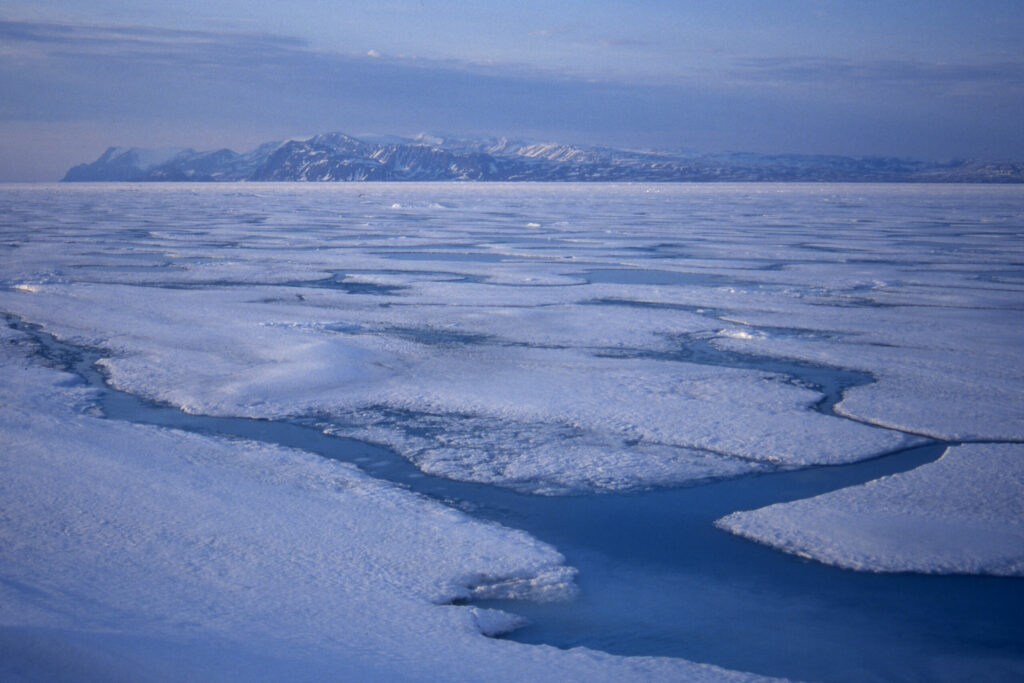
[475, 456, 1024, 682]
[9, 315, 1024, 682]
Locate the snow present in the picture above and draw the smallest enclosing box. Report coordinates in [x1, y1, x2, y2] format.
[0, 182, 955, 494]
[0, 324, 750, 681]
[104, 146, 187, 169]
[1, 181, 1023, 676]
[716, 444, 1024, 575]
[1, 189, 1020, 491]
[709, 292, 1024, 441]
[0, 279, 914, 493]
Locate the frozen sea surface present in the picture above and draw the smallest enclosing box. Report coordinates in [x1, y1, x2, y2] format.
[2, 182, 1023, 679]
[0, 322, 744, 682]
[718, 443, 1024, 575]
[3, 182, 979, 493]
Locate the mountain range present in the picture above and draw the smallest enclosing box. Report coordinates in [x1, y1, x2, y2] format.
[63, 133, 1024, 183]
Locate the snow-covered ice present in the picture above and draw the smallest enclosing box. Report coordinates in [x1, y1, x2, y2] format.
[2, 181, 1023, 677]
[716, 443, 1024, 575]
[0, 323, 750, 681]
[0, 183, 974, 494]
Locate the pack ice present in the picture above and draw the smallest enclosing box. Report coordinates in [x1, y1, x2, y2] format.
[0, 320, 750, 681]
[1, 181, 1022, 676]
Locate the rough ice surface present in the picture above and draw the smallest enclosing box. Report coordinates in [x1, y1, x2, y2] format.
[3, 277, 914, 493]
[0, 183, 984, 494]
[716, 444, 1024, 575]
[0, 324, 748, 681]
[1, 182, 1023, 677]
[712, 299, 1024, 441]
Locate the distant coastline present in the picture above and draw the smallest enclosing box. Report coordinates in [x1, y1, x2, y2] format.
[63, 132, 1024, 184]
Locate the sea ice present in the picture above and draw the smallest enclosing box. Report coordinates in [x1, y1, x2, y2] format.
[0, 279, 913, 493]
[709, 299, 1024, 441]
[0, 323, 752, 681]
[1, 182, 1021, 503]
[716, 443, 1024, 575]
[2, 181, 1022, 677]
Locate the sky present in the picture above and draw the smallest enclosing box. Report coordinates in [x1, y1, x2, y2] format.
[1, 1, 1023, 180]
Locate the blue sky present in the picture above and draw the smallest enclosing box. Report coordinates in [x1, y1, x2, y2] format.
[2, 1, 1022, 180]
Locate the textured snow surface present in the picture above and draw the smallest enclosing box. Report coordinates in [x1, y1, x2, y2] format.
[714, 302, 1024, 441]
[1, 182, 1022, 675]
[0, 326, 750, 681]
[0, 183, 1021, 488]
[716, 444, 1024, 575]
[4, 183, 1001, 493]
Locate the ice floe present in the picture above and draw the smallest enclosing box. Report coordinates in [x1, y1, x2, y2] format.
[716, 443, 1024, 575]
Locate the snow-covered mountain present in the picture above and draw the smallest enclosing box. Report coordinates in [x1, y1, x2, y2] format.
[63, 133, 1024, 183]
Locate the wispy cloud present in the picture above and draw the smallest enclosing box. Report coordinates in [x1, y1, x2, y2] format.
[731, 55, 1024, 95]
[595, 36, 651, 49]
[0, 19, 309, 66]
[529, 26, 575, 38]
[0, 19, 696, 140]
[1, 19, 615, 84]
